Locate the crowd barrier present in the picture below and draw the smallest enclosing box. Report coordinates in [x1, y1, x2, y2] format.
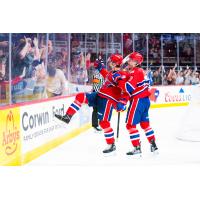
[0, 85, 195, 165]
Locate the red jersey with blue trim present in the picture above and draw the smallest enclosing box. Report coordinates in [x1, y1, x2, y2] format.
[118, 67, 151, 100]
[98, 68, 129, 108]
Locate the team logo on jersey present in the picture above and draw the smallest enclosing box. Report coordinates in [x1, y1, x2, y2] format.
[149, 88, 160, 102]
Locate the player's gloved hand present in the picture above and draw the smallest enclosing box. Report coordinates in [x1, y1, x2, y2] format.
[112, 72, 122, 83]
[116, 98, 127, 112]
[112, 72, 126, 84]
[94, 59, 105, 71]
[116, 102, 126, 112]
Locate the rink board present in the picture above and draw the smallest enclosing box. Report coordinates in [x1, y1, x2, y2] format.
[0, 85, 196, 165]
[0, 107, 22, 166]
[149, 85, 192, 106]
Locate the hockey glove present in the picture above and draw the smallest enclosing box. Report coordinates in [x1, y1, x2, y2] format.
[112, 72, 126, 84]
[94, 59, 105, 71]
[116, 102, 126, 112]
[116, 98, 127, 112]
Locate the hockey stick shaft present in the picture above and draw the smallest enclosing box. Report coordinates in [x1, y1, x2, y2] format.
[116, 112, 120, 141]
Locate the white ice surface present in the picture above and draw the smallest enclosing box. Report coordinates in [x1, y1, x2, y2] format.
[28, 106, 200, 166]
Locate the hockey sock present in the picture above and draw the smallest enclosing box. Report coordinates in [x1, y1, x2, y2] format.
[140, 121, 155, 143]
[126, 124, 140, 147]
[99, 120, 115, 144]
[66, 93, 88, 116]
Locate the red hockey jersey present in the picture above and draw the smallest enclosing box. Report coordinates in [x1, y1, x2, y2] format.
[98, 68, 129, 108]
[117, 67, 151, 100]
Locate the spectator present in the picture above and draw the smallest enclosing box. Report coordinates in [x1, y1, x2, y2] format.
[12, 37, 40, 79]
[123, 33, 133, 56]
[0, 41, 8, 48]
[144, 67, 153, 86]
[184, 67, 193, 85]
[0, 49, 5, 57]
[40, 40, 54, 62]
[0, 55, 6, 81]
[163, 73, 168, 85]
[152, 69, 162, 85]
[70, 50, 88, 84]
[61, 48, 68, 64]
[86, 52, 95, 83]
[191, 72, 200, 85]
[176, 71, 184, 85]
[55, 53, 65, 69]
[11, 37, 41, 103]
[60, 48, 68, 76]
[46, 56, 68, 97]
[33, 61, 47, 99]
[167, 67, 177, 85]
[86, 52, 91, 70]
[182, 43, 192, 61]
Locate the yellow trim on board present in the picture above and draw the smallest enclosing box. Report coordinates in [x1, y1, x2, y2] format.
[150, 102, 189, 108]
[2, 156, 22, 166]
[22, 123, 92, 165]
[5, 101, 189, 166]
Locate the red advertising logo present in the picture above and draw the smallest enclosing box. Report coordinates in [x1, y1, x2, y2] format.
[149, 88, 160, 102]
[2, 111, 20, 155]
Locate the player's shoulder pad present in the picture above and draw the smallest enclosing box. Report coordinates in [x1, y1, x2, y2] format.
[137, 68, 145, 73]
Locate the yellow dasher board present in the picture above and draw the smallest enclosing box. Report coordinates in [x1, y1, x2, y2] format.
[0, 107, 22, 166]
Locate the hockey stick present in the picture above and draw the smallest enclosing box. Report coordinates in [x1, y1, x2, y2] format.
[116, 112, 120, 141]
[115, 54, 130, 140]
[121, 53, 132, 71]
[122, 54, 131, 64]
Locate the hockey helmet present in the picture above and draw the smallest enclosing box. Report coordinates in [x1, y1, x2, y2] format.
[108, 54, 123, 66]
[128, 52, 143, 65]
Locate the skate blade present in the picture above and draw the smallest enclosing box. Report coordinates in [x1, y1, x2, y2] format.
[93, 130, 102, 134]
[126, 153, 142, 159]
[94, 131, 101, 134]
[92, 127, 102, 134]
[103, 151, 117, 157]
[52, 117, 68, 129]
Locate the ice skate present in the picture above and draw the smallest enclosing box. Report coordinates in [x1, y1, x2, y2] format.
[103, 143, 116, 156]
[150, 139, 159, 155]
[126, 145, 142, 158]
[54, 113, 72, 124]
[93, 126, 102, 133]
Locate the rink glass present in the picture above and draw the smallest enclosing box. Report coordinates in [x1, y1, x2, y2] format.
[0, 33, 200, 106]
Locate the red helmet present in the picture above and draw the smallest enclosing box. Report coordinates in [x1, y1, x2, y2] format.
[109, 54, 123, 65]
[129, 52, 143, 65]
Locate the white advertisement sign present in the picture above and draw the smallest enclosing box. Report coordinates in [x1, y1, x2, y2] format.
[20, 97, 92, 154]
[149, 86, 192, 105]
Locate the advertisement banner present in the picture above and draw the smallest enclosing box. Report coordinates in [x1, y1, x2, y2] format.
[0, 107, 21, 165]
[21, 97, 91, 154]
[149, 86, 192, 106]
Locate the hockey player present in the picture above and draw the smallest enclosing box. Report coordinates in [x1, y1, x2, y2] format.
[55, 54, 128, 155]
[113, 52, 158, 156]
